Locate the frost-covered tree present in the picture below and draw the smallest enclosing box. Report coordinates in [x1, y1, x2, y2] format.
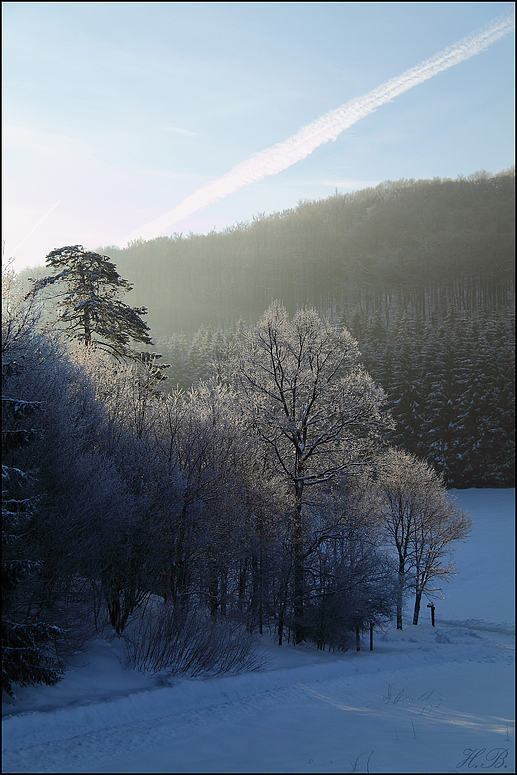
[305, 521, 396, 652]
[2, 257, 42, 358]
[27, 245, 153, 359]
[150, 380, 257, 615]
[220, 302, 393, 643]
[373, 448, 471, 628]
[409, 488, 471, 625]
[2, 365, 62, 697]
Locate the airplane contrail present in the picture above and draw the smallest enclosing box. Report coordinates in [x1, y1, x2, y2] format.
[127, 12, 514, 243]
[12, 200, 62, 255]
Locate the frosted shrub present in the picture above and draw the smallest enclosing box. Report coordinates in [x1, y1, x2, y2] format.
[122, 601, 267, 676]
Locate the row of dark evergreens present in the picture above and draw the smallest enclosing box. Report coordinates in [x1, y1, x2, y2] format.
[92, 170, 514, 488]
[344, 307, 514, 488]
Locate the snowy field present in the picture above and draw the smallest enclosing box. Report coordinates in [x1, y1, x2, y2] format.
[2, 488, 514, 774]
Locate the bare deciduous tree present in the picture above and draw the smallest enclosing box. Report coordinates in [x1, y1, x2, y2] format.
[410, 489, 471, 624]
[2, 257, 42, 357]
[372, 448, 471, 628]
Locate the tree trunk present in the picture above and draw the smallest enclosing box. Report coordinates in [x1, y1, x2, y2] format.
[220, 570, 227, 617]
[396, 560, 405, 630]
[413, 588, 423, 625]
[277, 566, 289, 646]
[250, 554, 262, 633]
[239, 560, 247, 613]
[292, 498, 305, 644]
[278, 600, 285, 646]
[170, 557, 190, 609]
[317, 593, 327, 650]
[208, 570, 218, 621]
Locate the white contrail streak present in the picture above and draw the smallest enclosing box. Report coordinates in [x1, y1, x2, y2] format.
[12, 200, 61, 254]
[127, 13, 514, 243]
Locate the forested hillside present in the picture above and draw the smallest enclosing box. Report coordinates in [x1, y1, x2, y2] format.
[101, 169, 514, 334]
[99, 170, 515, 488]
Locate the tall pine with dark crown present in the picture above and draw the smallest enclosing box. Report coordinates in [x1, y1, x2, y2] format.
[27, 245, 153, 360]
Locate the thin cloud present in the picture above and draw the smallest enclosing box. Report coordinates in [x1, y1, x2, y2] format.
[127, 12, 514, 243]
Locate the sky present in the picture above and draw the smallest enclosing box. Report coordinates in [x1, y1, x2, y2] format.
[2, 2, 515, 273]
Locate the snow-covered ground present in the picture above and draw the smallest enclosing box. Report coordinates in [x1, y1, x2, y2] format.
[2, 488, 514, 774]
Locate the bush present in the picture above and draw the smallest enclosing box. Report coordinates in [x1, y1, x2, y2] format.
[121, 600, 267, 677]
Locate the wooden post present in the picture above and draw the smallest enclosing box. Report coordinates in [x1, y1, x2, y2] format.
[427, 603, 435, 627]
[370, 621, 374, 651]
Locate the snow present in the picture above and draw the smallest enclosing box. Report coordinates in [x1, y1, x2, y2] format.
[2, 488, 514, 774]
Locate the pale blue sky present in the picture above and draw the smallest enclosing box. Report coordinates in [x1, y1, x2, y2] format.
[3, 2, 515, 271]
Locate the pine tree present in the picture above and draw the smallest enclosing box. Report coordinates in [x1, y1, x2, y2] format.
[27, 245, 153, 360]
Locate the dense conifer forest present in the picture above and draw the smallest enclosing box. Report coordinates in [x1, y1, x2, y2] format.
[98, 170, 515, 488]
